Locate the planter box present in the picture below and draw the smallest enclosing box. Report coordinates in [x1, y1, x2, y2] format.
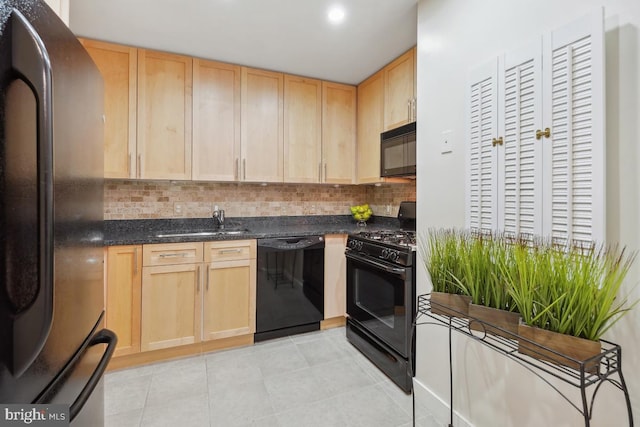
[517, 323, 602, 373]
[468, 304, 520, 339]
[429, 292, 471, 318]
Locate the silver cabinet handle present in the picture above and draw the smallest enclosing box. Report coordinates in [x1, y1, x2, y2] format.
[235, 158, 239, 181]
[206, 266, 210, 291]
[196, 265, 201, 292]
[133, 247, 138, 275]
[412, 98, 417, 121]
[158, 252, 188, 258]
[243, 158, 246, 180]
[318, 162, 322, 182]
[408, 99, 411, 122]
[324, 163, 327, 182]
[137, 154, 141, 178]
[219, 249, 242, 254]
[128, 153, 131, 177]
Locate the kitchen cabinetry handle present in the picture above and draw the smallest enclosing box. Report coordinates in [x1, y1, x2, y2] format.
[128, 153, 131, 177]
[324, 163, 327, 182]
[492, 137, 504, 147]
[137, 154, 141, 178]
[218, 249, 242, 254]
[243, 159, 246, 180]
[235, 158, 239, 181]
[318, 162, 322, 182]
[197, 265, 201, 292]
[133, 247, 138, 275]
[412, 98, 417, 122]
[408, 99, 411, 122]
[158, 252, 188, 258]
[206, 267, 210, 291]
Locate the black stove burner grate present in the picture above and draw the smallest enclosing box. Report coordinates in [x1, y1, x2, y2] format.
[354, 230, 416, 248]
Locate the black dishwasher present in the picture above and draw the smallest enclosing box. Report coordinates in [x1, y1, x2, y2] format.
[255, 236, 325, 341]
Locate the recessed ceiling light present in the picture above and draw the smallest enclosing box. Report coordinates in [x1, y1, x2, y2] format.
[327, 5, 346, 24]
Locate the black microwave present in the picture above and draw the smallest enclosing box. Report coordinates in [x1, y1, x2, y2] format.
[380, 122, 416, 177]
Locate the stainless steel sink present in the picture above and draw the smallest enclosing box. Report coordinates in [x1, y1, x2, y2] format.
[155, 229, 248, 238]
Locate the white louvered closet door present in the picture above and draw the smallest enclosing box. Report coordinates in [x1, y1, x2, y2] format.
[467, 59, 499, 231]
[542, 9, 605, 243]
[500, 41, 544, 236]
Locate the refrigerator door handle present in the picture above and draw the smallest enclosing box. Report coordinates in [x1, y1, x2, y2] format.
[8, 9, 55, 377]
[68, 329, 117, 422]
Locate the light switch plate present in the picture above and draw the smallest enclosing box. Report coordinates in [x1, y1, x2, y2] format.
[441, 129, 453, 154]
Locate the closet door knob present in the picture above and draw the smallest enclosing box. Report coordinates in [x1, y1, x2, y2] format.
[536, 128, 551, 140]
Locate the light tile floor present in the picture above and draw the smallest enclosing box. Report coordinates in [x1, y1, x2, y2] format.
[105, 327, 439, 427]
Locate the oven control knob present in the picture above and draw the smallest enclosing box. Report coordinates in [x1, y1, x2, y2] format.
[381, 248, 389, 259]
[349, 240, 363, 251]
[388, 251, 399, 262]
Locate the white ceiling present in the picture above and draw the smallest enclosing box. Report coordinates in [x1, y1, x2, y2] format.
[69, 0, 418, 85]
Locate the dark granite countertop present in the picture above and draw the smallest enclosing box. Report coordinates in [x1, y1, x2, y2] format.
[104, 215, 402, 246]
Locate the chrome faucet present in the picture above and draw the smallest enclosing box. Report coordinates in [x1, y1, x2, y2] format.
[212, 205, 225, 228]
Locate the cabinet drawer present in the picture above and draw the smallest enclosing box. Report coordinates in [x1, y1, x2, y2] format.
[205, 240, 256, 262]
[143, 242, 203, 266]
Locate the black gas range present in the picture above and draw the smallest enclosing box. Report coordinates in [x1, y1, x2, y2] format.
[345, 202, 416, 393]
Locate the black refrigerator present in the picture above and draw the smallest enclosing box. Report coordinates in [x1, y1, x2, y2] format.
[0, 1, 116, 425]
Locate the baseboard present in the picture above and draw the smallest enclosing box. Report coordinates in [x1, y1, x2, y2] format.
[320, 316, 347, 329]
[107, 334, 254, 371]
[412, 377, 474, 427]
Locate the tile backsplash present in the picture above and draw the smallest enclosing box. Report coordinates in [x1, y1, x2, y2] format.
[104, 180, 416, 220]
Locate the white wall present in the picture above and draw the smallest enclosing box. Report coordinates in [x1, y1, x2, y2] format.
[415, 1, 640, 426]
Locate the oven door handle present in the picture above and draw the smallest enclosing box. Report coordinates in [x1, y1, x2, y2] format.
[345, 252, 406, 274]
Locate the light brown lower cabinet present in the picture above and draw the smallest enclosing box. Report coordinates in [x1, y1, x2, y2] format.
[140, 262, 202, 352]
[105, 245, 142, 357]
[202, 240, 257, 341]
[323, 234, 347, 320]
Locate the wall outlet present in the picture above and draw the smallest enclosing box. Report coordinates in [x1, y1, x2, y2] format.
[174, 203, 183, 215]
[441, 129, 453, 154]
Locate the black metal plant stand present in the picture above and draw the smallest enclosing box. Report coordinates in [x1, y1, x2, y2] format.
[412, 294, 633, 427]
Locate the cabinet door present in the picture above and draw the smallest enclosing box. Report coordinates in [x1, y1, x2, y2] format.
[324, 234, 347, 319]
[193, 59, 241, 181]
[81, 39, 137, 179]
[384, 48, 415, 130]
[500, 41, 543, 237]
[203, 259, 256, 340]
[356, 70, 385, 184]
[105, 245, 142, 357]
[542, 10, 605, 243]
[240, 67, 284, 182]
[141, 264, 201, 351]
[322, 82, 356, 184]
[137, 50, 192, 180]
[283, 75, 322, 183]
[466, 58, 499, 232]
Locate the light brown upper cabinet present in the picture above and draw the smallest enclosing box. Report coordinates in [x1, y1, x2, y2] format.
[322, 82, 356, 184]
[356, 70, 385, 184]
[137, 50, 192, 180]
[240, 67, 284, 183]
[284, 75, 323, 183]
[357, 47, 416, 184]
[384, 47, 416, 131]
[80, 39, 137, 179]
[192, 59, 241, 181]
